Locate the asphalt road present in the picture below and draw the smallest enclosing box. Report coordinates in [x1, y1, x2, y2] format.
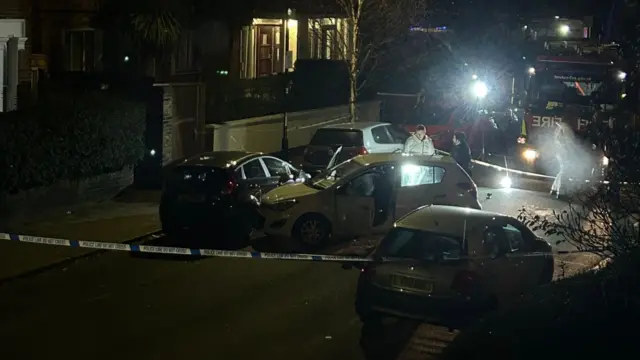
[0, 187, 597, 360]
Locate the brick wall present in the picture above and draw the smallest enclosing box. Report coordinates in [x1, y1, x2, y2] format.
[0, 167, 134, 222]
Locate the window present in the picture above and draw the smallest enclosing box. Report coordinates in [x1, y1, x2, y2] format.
[371, 126, 394, 144]
[400, 165, 445, 187]
[234, 167, 245, 180]
[377, 228, 463, 261]
[483, 223, 527, 256]
[167, 166, 228, 193]
[344, 165, 394, 197]
[386, 125, 409, 143]
[242, 160, 266, 179]
[262, 157, 289, 177]
[65, 29, 97, 72]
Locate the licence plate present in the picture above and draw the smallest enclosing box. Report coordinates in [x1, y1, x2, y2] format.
[178, 194, 205, 203]
[391, 275, 433, 292]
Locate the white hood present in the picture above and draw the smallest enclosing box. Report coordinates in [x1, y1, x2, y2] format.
[262, 183, 320, 203]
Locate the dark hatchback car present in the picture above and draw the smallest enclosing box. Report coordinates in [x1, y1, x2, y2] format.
[160, 151, 308, 244]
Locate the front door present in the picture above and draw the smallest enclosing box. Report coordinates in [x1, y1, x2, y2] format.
[256, 25, 279, 77]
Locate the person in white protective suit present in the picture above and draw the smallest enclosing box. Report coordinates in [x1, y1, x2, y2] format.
[550, 123, 568, 198]
[404, 124, 436, 155]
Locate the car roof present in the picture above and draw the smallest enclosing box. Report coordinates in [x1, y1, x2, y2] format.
[179, 151, 261, 167]
[352, 153, 458, 166]
[320, 122, 389, 131]
[396, 205, 509, 237]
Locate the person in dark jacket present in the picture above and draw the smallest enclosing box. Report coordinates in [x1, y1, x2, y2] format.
[452, 131, 472, 175]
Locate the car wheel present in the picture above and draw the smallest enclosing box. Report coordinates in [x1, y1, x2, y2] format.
[293, 214, 331, 250]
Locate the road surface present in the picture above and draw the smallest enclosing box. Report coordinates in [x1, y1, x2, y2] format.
[0, 188, 598, 360]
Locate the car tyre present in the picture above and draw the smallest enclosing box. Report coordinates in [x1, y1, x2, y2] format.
[292, 214, 331, 250]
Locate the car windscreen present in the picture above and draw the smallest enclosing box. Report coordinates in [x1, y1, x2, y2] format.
[310, 159, 364, 189]
[376, 227, 464, 261]
[310, 129, 364, 147]
[166, 166, 230, 193]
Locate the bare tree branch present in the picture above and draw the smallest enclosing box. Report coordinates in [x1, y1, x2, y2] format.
[308, 0, 427, 122]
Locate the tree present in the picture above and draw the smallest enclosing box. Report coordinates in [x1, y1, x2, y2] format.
[308, 0, 426, 122]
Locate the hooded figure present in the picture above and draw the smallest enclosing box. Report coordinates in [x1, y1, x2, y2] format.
[404, 124, 436, 155]
[451, 131, 472, 175]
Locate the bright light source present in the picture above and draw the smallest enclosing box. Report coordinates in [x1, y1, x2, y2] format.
[150, 149, 156, 156]
[602, 156, 609, 166]
[523, 25, 528, 30]
[528, 67, 535, 75]
[617, 71, 627, 81]
[124, 56, 130, 62]
[287, 19, 298, 29]
[500, 176, 512, 188]
[558, 24, 570, 36]
[471, 74, 478, 80]
[471, 81, 488, 99]
[554, 16, 560, 19]
[523, 149, 538, 161]
[622, 93, 627, 99]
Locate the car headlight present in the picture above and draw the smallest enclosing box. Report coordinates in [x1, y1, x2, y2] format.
[602, 156, 609, 166]
[522, 149, 538, 161]
[268, 199, 298, 212]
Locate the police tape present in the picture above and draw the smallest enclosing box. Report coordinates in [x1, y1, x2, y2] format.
[0, 232, 595, 263]
[434, 149, 556, 180]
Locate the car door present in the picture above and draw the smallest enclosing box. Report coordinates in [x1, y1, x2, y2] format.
[394, 163, 448, 218]
[334, 171, 377, 237]
[260, 156, 293, 192]
[503, 219, 543, 288]
[479, 222, 530, 304]
[236, 158, 270, 200]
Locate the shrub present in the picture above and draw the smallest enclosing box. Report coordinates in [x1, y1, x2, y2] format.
[0, 91, 146, 193]
[441, 256, 640, 360]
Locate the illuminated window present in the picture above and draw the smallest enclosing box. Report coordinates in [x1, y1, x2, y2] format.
[400, 165, 445, 187]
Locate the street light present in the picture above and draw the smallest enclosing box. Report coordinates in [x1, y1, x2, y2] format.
[528, 67, 535, 75]
[281, 8, 294, 160]
[471, 80, 488, 99]
[617, 71, 627, 81]
[472, 74, 478, 80]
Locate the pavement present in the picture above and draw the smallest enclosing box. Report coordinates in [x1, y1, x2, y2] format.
[0, 190, 160, 281]
[0, 185, 601, 360]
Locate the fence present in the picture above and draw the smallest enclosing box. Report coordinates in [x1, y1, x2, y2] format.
[205, 101, 381, 154]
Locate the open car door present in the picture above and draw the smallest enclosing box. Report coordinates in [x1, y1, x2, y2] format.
[326, 146, 343, 170]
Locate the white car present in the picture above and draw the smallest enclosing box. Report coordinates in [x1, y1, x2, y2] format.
[302, 122, 408, 174]
[261, 153, 482, 248]
[352, 205, 555, 325]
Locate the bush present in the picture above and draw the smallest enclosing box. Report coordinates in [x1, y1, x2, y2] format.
[0, 91, 146, 193]
[441, 256, 640, 360]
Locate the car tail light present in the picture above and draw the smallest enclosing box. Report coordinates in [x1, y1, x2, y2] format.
[456, 182, 478, 199]
[360, 264, 376, 279]
[222, 177, 238, 195]
[451, 270, 478, 294]
[359, 147, 369, 155]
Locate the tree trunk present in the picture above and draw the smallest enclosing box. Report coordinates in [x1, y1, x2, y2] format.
[349, 19, 360, 123]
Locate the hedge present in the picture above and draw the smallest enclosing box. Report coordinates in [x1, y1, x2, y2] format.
[440, 255, 640, 360]
[0, 91, 146, 193]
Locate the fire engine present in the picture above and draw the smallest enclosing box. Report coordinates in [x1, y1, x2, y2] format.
[514, 17, 625, 177]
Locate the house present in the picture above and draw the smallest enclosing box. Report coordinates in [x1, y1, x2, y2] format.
[236, 9, 353, 79]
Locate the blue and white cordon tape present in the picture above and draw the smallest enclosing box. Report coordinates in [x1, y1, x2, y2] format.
[0, 232, 592, 263]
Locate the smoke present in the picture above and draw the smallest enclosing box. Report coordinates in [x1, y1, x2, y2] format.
[534, 122, 601, 191]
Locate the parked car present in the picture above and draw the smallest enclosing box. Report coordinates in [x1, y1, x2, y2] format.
[160, 151, 308, 244]
[261, 153, 481, 249]
[302, 122, 408, 174]
[351, 205, 554, 327]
